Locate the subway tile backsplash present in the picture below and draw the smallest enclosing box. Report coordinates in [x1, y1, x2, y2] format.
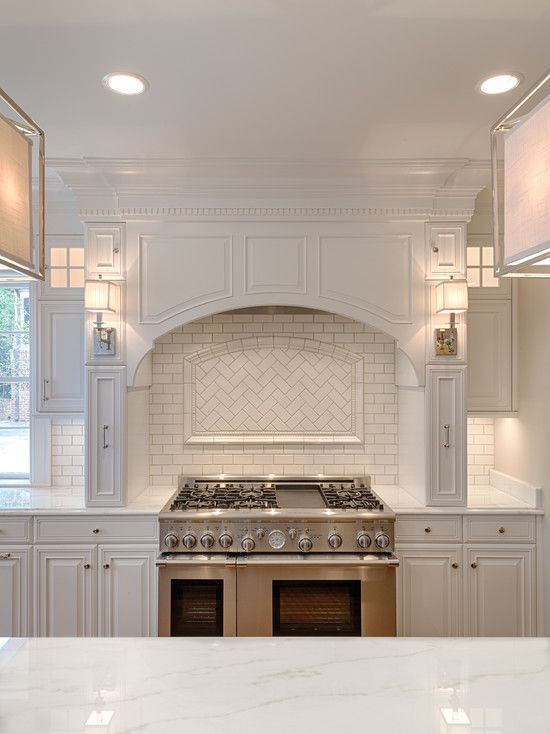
[149, 313, 398, 485]
[467, 415, 495, 485]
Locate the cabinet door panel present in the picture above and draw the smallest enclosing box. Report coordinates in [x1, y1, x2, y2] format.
[0, 548, 31, 636]
[468, 301, 512, 412]
[35, 546, 96, 636]
[426, 367, 466, 506]
[98, 546, 157, 636]
[38, 302, 84, 412]
[426, 223, 465, 279]
[397, 545, 462, 636]
[86, 224, 124, 279]
[86, 368, 126, 506]
[465, 546, 535, 636]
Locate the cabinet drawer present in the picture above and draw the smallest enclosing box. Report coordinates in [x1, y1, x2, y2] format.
[34, 516, 158, 543]
[0, 517, 32, 543]
[464, 516, 536, 543]
[396, 515, 462, 543]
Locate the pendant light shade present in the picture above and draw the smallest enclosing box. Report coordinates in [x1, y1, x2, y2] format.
[435, 278, 469, 314]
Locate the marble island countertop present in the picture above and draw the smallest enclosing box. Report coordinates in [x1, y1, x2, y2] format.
[1, 636, 549, 733]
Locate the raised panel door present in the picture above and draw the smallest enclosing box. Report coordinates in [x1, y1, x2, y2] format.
[397, 545, 462, 636]
[0, 548, 31, 636]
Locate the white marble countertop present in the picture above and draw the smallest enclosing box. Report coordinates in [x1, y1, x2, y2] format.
[1, 636, 549, 733]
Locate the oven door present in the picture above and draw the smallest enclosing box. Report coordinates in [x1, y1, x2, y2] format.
[236, 553, 398, 637]
[157, 554, 237, 637]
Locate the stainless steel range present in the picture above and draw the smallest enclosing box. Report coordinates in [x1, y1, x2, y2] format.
[158, 476, 397, 637]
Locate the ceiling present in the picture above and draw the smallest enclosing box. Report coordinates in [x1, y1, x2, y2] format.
[1, 0, 549, 162]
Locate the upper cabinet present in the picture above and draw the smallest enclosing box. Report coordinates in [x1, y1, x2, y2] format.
[85, 224, 125, 280]
[41, 236, 85, 300]
[425, 223, 466, 280]
[36, 302, 85, 412]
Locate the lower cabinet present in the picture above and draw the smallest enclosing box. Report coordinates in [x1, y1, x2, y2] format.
[0, 547, 32, 636]
[34, 546, 96, 636]
[464, 545, 535, 636]
[98, 546, 157, 636]
[397, 546, 462, 636]
[397, 542, 536, 636]
[34, 544, 157, 637]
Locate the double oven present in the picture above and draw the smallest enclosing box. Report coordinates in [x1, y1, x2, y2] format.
[157, 477, 398, 637]
[158, 552, 397, 637]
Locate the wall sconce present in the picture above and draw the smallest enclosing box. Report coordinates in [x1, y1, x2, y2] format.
[85, 279, 117, 356]
[434, 276, 468, 356]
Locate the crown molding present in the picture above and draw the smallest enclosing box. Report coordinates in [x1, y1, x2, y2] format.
[49, 156, 491, 220]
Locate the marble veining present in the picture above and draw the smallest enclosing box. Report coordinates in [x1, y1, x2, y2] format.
[1, 637, 549, 733]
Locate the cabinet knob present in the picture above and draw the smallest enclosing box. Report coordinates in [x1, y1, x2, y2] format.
[92, 528, 100, 534]
[432, 245, 439, 253]
[451, 562, 459, 569]
[103, 563, 110, 570]
[84, 563, 91, 570]
[470, 562, 478, 569]
[424, 527, 432, 534]
[498, 527, 506, 534]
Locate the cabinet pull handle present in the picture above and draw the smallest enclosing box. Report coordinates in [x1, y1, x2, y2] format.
[92, 528, 100, 534]
[102, 424, 109, 449]
[84, 563, 91, 570]
[498, 527, 506, 534]
[424, 527, 432, 533]
[103, 563, 110, 570]
[443, 423, 450, 448]
[42, 379, 49, 402]
[451, 562, 458, 569]
[470, 562, 478, 569]
[0, 553, 11, 560]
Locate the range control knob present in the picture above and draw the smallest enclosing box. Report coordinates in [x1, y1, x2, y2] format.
[256, 527, 267, 539]
[298, 536, 313, 553]
[375, 533, 390, 549]
[182, 533, 197, 549]
[328, 532, 343, 549]
[241, 536, 256, 552]
[163, 532, 179, 549]
[200, 532, 215, 549]
[218, 533, 233, 549]
[357, 532, 372, 549]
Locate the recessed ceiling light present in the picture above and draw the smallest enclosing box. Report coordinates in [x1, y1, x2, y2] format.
[102, 72, 149, 96]
[478, 73, 522, 95]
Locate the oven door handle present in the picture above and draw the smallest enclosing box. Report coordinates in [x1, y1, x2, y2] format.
[156, 555, 235, 568]
[236, 553, 399, 567]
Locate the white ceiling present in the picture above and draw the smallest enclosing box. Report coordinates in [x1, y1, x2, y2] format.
[1, 0, 549, 161]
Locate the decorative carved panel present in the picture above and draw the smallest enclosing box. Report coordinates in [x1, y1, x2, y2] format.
[184, 337, 364, 444]
[139, 235, 233, 323]
[245, 236, 307, 294]
[319, 234, 413, 323]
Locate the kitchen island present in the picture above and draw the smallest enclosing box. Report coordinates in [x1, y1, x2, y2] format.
[0, 636, 548, 733]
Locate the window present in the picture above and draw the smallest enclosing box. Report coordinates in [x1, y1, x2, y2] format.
[49, 246, 84, 289]
[467, 243, 499, 288]
[0, 285, 30, 478]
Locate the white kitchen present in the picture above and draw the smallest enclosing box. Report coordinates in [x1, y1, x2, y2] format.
[1, 2, 550, 732]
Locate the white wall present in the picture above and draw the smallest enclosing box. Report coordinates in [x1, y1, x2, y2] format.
[494, 279, 550, 633]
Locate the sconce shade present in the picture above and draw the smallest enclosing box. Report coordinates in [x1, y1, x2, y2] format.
[84, 280, 116, 312]
[435, 279, 469, 313]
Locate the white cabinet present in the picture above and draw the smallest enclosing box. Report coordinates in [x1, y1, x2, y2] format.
[0, 548, 31, 636]
[37, 302, 85, 412]
[426, 223, 466, 279]
[86, 368, 126, 506]
[397, 545, 462, 636]
[98, 545, 157, 636]
[468, 300, 515, 413]
[465, 545, 535, 636]
[34, 546, 96, 637]
[426, 366, 466, 506]
[85, 224, 124, 280]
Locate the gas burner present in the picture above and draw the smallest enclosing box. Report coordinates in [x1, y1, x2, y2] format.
[239, 488, 262, 500]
